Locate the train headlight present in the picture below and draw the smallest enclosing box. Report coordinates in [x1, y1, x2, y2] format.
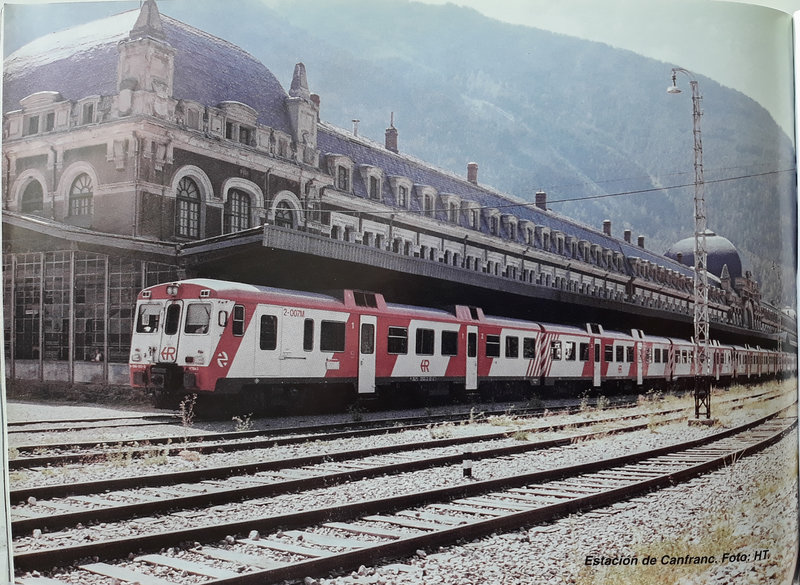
[166, 284, 179, 296]
[131, 351, 141, 363]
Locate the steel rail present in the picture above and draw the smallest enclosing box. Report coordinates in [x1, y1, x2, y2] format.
[11, 387, 775, 465]
[12, 404, 794, 574]
[9, 400, 612, 463]
[11, 417, 660, 534]
[10, 387, 777, 499]
[208, 417, 796, 585]
[9, 402, 681, 504]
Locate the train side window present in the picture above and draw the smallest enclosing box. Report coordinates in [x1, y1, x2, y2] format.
[579, 342, 589, 361]
[653, 348, 660, 363]
[505, 336, 519, 359]
[615, 345, 624, 362]
[594, 343, 601, 363]
[136, 303, 161, 333]
[604, 344, 613, 362]
[232, 305, 245, 336]
[550, 341, 562, 360]
[304, 319, 314, 351]
[485, 335, 501, 358]
[260, 315, 278, 350]
[564, 341, 576, 360]
[523, 337, 536, 359]
[320, 321, 346, 352]
[360, 323, 375, 354]
[626, 346, 634, 362]
[415, 328, 435, 355]
[441, 330, 458, 356]
[388, 327, 408, 354]
[165, 304, 181, 335]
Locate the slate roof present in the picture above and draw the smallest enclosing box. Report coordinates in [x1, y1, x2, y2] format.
[3, 10, 292, 132]
[666, 231, 743, 279]
[318, 124, 698, 281]
[4, 3, 696, 285]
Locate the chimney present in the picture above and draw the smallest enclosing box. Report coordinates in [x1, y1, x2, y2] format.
[467, 162, 478, 184]
[352, 119, 360, 136]
[677, 252, 683, 263]
[624, 229, 631, 243]
[310, 93, 320, 109]
[535, 190, 547, 211]
[602, 220, 611, 236]
[385, 112, 398, 153]
[637, 235, 645, 248]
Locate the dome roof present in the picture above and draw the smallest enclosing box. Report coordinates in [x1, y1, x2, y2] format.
[665, 230, 743, 280]
[3, 5, 292, 133]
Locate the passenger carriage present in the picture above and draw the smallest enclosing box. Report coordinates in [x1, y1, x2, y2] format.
[129, 279, 794, 410]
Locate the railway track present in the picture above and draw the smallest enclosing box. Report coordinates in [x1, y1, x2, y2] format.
[8, 392, 779, 482]
[8, 396, 643, 469]
[9, 385, 781, 472]
[12, 404, 795, 584]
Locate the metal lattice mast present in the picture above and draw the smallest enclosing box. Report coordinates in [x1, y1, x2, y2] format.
[669, 68, 711, 419]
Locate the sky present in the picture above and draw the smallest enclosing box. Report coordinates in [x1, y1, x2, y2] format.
[1, 0, 798, 139]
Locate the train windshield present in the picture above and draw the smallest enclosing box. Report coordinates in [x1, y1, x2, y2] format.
[135, 303, 162, 333]
[184, 303, 211, 334]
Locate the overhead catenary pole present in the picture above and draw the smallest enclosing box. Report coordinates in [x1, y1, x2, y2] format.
[668, 67, 711, 420]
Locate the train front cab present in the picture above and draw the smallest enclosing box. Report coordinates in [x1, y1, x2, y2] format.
[130, 282, 231, 406]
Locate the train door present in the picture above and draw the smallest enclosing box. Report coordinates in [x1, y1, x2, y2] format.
[636, 341, 644, 386]
[253, 306, 282, 378]
[592, 341, 601, 387]
[466, 326, 478, 391]
[158, 301, 183, 364]
[358, 315, 376, 394]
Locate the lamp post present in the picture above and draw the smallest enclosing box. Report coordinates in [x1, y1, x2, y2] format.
[668, 67, 711, 420]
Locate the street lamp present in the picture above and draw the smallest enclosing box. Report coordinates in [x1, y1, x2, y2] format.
[668, 67, 711, 420]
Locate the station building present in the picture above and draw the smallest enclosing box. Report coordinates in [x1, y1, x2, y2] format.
[2, 1, 791, 387]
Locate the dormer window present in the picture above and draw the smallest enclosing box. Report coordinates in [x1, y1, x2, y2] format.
[423, 194, 434, 217]
[359, 165, 384, 201]
[398, 185, 408, 207]
[337, 165, 350, 190]
[485, 208, 501, 235]
[82, 102, 94, 125]
[448, 202, 459, 223]
[45, 112, 55, 132]
[440, 194, 462, 224]
[328, 155, 355, 192]
[503, 214, 518, 241]
[388, 176, 413, 209]
[415, 185, 438, 218]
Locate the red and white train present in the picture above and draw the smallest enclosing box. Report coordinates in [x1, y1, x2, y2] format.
[129, 279, 796, 409]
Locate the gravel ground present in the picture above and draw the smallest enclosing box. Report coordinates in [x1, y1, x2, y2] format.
[310, 428, 799, 585]
[10, 381, 797, 585]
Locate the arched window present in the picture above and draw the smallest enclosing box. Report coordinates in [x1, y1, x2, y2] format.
[176, 176, 201, 238]
[274, 201, 294, 228]
[224, 189, 251, 233]
[21, 181, 44, 213]
[69, 174, 93, 216]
